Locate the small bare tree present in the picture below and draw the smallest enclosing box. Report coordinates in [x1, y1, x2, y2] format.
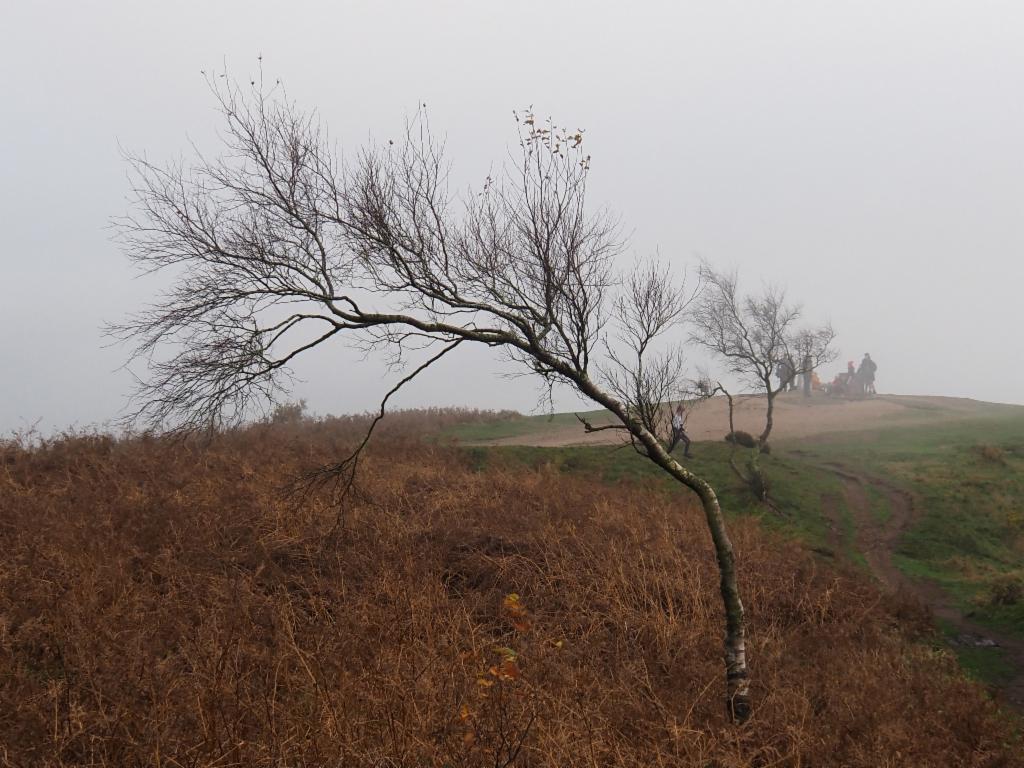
[690, 264, 837, 448]
[114, 79, 751, 720]
[594, 261, 695, 446]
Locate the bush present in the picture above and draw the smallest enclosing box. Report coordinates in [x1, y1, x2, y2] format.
[270, 399, 308, 424]
[724, 430, 757, 448]
[988, 574, 1024, 606]
[975, 444, 1007, 464]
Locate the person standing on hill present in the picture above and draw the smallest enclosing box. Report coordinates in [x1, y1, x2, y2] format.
[668, 403, 693, 458]
[859, 353, 877, 395]
[775, 360, 785, 392]
[776, 357, 796, 392]
[802, 354, 813, 398]
[846, 360, 862, 396]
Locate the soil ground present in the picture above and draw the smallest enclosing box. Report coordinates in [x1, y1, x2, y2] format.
[478, 393, 1008, 448]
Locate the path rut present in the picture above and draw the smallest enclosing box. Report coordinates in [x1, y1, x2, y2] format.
[822, 464, 1024, 709]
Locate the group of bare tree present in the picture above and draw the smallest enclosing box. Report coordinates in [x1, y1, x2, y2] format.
[692, 267, 836, 447]
[687, 267, 837, 500]
[115, 79, 836, 723]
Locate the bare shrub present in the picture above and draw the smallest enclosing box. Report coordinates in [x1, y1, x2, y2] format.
[270, 398, 308, 424]
[976, 444, 1008, 464]
[724, 430, 757, 449]
[989, 574, 1024, 607]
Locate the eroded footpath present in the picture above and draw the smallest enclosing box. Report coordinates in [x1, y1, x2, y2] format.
[821, 463, 1024, 709]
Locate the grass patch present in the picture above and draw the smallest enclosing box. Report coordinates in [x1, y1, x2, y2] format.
[934, 618, 1016, 687]
[948, 644, 1015, 688]
[786, 412, 1024, 640]
[838, 507, 869, 570]
[864, 483, 891, 524]
[442, 408, 611, 443]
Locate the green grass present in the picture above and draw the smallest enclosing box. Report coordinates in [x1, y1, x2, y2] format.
[864, 483, 891, 524]
[780, 412, 1024, 639]
[442, 409, 612, 443]
[934, 618, 1017, 687]
[948, 643, 1015, 687]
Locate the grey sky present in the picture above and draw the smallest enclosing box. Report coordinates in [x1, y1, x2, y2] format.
[2, 0, 1022, 434]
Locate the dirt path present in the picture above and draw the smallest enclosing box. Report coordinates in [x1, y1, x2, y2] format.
[822, 464, 1024, 709]
[480, 394, 1009, 448]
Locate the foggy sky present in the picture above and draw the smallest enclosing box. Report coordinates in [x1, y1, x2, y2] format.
[2, 0, 1022, 434]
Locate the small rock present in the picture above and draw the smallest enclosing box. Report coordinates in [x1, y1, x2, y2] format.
[954, 633, 999, 648]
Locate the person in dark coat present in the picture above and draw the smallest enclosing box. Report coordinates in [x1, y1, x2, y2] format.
[858, 353, 877, 395]
[776, 358, 796, 392]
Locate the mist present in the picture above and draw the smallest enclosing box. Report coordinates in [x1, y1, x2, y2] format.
[2, 0, 1021, 434]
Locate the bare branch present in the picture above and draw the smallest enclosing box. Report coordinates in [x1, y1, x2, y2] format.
[296, 339, 464, 499]
[575, 413, 627, 433]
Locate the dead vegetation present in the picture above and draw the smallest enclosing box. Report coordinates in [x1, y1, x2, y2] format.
[988, 574, 1024, 607]
[0, 415, 1020, 766]
[976, 444, 1009, 465]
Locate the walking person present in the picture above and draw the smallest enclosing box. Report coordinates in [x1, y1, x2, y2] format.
[668, 403, 693, 458]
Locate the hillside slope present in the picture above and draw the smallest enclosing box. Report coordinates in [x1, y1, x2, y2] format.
[1, 424, 1020, 766]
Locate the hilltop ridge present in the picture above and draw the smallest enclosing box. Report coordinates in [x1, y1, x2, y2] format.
[456, 394, 1023, 447]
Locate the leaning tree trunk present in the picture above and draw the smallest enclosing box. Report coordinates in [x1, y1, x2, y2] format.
[574, 379, 751, 721]
[643, 436, 751, 721]
[674, 464, 750, 721]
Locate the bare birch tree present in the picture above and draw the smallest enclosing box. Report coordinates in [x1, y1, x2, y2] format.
[113, 79, 751, 721]
[690, 264, 837, 448]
